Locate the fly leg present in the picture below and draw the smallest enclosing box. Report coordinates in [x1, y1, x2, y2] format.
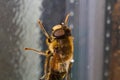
[24, 48, 46, 56]
[40, 50, 53, 80]
[66, 61, 73, 80]
[24, 48, 50, 80]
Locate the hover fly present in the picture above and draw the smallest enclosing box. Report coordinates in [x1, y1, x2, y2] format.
[24, 14, 74, 80]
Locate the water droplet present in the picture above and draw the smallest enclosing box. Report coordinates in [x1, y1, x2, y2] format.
[71, 59, 74, 63]
[106, 32, 110, 38]
[70, 11, 74, 16]
[70, 0, 75, 3]
[105, 46, 110, 51]
[70, 24, 74, 29]
[105, 59, 109, 63]
[107, 5, 111, 10]
[107, 19, 111, 24]
[104, 71, 109, 76]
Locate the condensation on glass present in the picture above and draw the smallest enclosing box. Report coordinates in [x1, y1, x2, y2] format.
[0, 0, 106, 80]
[0, 0, 42, 80]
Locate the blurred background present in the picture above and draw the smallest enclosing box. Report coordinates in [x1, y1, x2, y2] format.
[0, 0, 120, 80]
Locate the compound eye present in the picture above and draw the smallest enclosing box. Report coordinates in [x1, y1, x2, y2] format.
[53, 29, 65, 37]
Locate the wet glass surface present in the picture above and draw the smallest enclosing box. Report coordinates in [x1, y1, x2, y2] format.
[0, 0, 68, 80]
[0, 0, 105, 80]
[0, 0, 42, 80]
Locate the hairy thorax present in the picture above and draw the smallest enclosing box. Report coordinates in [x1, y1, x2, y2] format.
[47, 36, 74, 72]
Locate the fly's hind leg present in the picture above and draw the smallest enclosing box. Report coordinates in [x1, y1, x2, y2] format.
[66, 61, 74, 80]
[40, 50, 53, 80]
